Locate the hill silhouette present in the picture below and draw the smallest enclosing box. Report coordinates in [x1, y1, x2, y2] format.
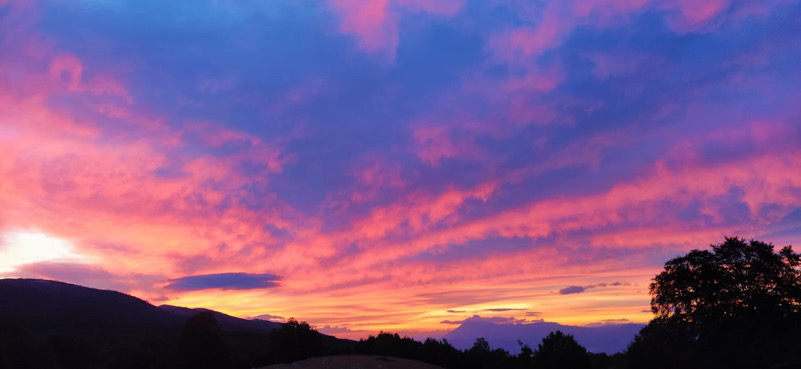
[0, 278, 176, 329]
[0, 278, 346, 368]
[159, 304, 281, 333]
[0, 279, 282, 334]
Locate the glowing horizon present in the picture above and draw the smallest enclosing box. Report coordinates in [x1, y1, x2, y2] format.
[1, 0, 800, 340]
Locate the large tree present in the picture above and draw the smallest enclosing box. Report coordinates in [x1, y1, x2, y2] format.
[629, 237, 801, 369]
[650, 237, 801, 323]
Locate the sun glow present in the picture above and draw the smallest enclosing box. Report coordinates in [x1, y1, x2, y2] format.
[0, 230, 92, 274]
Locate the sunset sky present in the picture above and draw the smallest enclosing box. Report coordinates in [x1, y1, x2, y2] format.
[1, 0, 800, 339]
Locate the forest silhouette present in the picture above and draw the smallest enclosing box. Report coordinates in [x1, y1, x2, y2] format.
[1, 237, 799, 368]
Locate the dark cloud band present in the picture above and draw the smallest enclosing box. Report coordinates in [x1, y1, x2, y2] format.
[165, 272, 281, 291]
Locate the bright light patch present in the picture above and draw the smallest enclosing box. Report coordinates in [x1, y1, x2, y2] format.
[0, 231, 91, 274]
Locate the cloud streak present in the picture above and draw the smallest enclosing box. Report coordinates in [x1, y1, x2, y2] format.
[559, 282, 628, 295]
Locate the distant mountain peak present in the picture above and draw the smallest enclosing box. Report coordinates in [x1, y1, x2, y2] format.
[443, 316, 643, 354]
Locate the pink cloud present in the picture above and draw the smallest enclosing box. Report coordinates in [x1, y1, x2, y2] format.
[348, 181, 498, 240]
[268, 78, 332, 115]
[502, 63, 564, 93]
[489, 0, 746, 62]
[413, 125, 460, 165]
[48, 54, 132, 103]
[664, 0, 729, 32]
[6, 261, 164, 295]
[326, 0, 464, 59]
[0, 51, 295, 283]
[397, 0, 463, 15]
[320, 157, 407, 210]
[490, 20, 563, 63]
[412, 125, 486, 165]
[676, 0, 729, 23]
[356, 161, 405, 189]
[573, 0, 649, 18]
[182, 121, 258, 148]
[328, 0, 398, 57]
[48, 54, 83, 90]
[586, 51, 657, 79]
[337, 123, 801, 271]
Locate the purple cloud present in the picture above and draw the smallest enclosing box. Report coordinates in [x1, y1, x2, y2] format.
[559, 282, 629, 295]
[482, 308, 528, 312]
[559, 286, 587, 295]
[165, 273, 281, 291]
[251, 313, 285, 322]
[6, 262, 157, 294]
[442, 315, 530, 325]
[440, 319, 466, 325]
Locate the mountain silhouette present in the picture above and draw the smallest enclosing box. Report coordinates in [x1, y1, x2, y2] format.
[0, 278, 280, 334]
[0, 278, 343, 368]
[159, 304, 281, 333]
[0, 278, 177, 330]
[443, 317, 643, 354]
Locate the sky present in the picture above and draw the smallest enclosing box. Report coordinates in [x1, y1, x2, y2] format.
[1, 0, 800, 339]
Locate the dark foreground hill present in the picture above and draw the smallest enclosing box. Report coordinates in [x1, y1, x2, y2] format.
[0, 278, 349, 369]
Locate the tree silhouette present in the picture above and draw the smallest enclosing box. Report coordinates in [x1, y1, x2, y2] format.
[462, 337, 515, 369]
[421, 338, 460, 368]
[176, 311, 231, 369]
[629, 237, 801, 369]
[357, 332, 423, 359]
[533, 330, 592, 369]
[517, 339, 533, 367]
[267, 318, 323, 363]
[470, 337, 491, 353]
[650, 237, 801, 323]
